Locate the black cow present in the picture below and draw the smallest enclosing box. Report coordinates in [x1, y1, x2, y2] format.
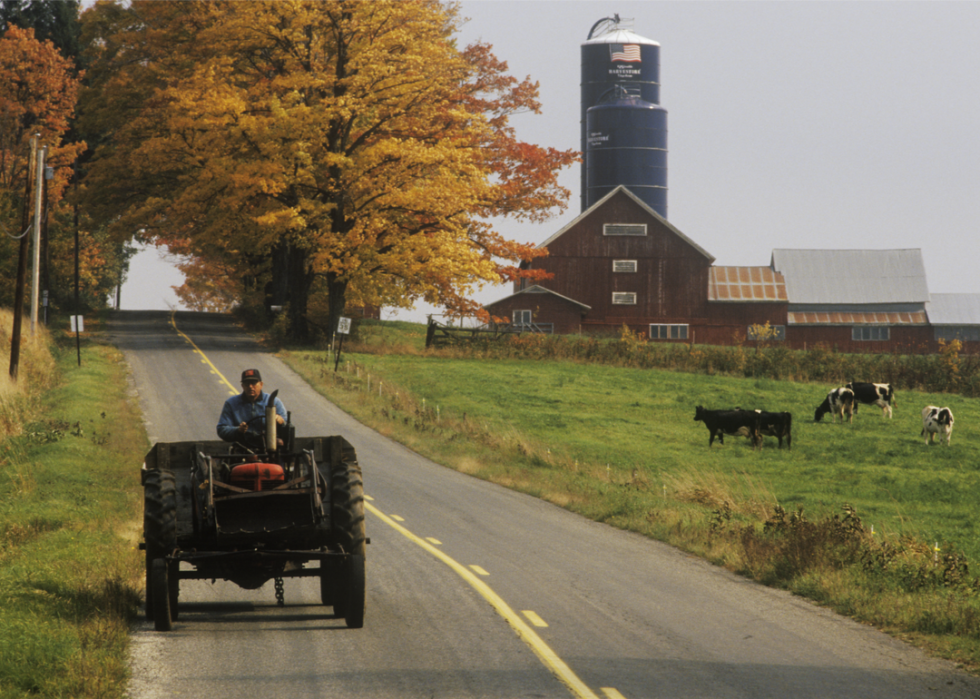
[846, 381, 895, 418]
[814, 387, 855, 423]
[755, 410, 793, 448]
[694, 406, 761, 448]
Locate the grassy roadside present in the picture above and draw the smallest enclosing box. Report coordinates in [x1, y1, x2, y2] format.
[0, 316, 146, 698]
[279, 321, 980, 672]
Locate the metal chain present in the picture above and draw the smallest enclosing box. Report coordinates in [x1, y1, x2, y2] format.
[274, 577, 285, 607]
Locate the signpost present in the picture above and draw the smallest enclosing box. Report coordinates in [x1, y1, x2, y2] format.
[334, 316, 351, 372]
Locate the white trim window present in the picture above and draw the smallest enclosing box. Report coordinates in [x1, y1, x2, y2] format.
[852, 326, 890, 341]
[603, 223, 647, 236]
[513, 310, 532, 325]
[650, 324, 689, 340]
[612, 259, 637, 273]
[612, 292, 637, 305]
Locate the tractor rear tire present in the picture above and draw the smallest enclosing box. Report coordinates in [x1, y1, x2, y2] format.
[330, 457, 366, 627]
[151, 558, 173, 631]
[143, 470, 177, 620]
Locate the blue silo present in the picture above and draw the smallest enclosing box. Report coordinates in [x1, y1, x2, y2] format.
[581, 17, 666, 216]
[586, 88, 668, 216]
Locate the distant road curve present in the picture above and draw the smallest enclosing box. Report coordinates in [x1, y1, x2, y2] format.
[110, 310, 980, 699]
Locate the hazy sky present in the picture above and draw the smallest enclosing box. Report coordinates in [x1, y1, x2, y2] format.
[123, 1, 980, 321]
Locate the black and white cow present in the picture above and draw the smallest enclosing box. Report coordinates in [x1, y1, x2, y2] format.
[845, 382, 895, 418]
[814, 387, 855, 424]
[921, 406, 954, 446]
[694, 406, 761, 448]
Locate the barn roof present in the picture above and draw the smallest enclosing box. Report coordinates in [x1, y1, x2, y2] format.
[484, 285, 592, 311]
[771, 249, 929, 305]
[926, 293, 980, 325]
[708, 267, 787, 302]
[540, 186, 715, 263]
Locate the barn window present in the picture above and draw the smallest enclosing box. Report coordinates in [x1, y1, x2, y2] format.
[852, 326, 890, 341]
[935, 327, 980, 342]
[650, 324, 688, 340]
[604, 223, 647, 236]
[513, 310, 532, 326]
[612, 292, 637, 305]
[612, 260, 637, 273]
[747, 325, 786, 341]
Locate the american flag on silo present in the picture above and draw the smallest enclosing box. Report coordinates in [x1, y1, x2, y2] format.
[610, 44, 641, 62]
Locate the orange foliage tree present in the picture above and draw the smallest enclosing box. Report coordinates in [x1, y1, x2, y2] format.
[0, 24, 88, 309]
[78, 0, 576, 339]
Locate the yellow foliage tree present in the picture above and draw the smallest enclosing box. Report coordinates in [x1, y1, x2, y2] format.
[79, 0, 576, 338]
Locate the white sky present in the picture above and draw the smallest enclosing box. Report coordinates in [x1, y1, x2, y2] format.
[122, 1, 980, 322]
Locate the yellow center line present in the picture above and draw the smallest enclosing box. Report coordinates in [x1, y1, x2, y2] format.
[169, 311, 237, 393]
[366, 502, 600, 699]
[170, 310, 609, 699]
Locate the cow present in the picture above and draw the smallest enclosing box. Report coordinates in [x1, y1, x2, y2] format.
[814, 387, 855, 424]
[693, 406, 761, 448]
[921, 406, 954, 446]
[845, 381, 895, 418]
[755, 410, 793, 448]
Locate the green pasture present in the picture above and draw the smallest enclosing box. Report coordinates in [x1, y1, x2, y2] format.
[308, 352, 980, 561]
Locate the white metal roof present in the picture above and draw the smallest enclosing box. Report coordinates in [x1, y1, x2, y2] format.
[770, 249, 929, 305]
[582, 29, 659, 46]
[926, 293, 980, 325]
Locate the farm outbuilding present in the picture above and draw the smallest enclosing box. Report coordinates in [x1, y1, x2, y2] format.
[484, 186, 980, 354]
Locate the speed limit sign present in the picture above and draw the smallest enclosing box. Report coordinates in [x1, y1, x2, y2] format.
[337, 317, 351, 335]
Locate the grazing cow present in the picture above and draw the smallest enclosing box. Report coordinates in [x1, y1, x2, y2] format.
[845, 381, 895, 418]
[921, 406, 954, 446]
[755, 410, 793, 448]
[814, 387, 855, 424]
[693, 406, 761, 448]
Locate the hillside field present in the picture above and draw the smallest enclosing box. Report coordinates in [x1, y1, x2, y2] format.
[285, 347, 980, 565]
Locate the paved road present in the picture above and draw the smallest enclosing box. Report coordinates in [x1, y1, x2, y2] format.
[111, 310, 980, 699]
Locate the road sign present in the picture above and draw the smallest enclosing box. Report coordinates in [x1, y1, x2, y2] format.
[337, 317, 351, 335]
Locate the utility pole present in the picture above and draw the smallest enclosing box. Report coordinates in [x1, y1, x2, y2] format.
[29, 145, 47, 335]
[8, 135, 38, 381]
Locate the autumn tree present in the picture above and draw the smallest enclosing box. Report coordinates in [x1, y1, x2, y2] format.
[0, 0, 81, 64]
[0, 24, 87, 310]
[79, 0, 576, 340]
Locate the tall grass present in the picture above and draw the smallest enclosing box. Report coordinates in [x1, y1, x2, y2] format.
[0, 312, 146, 698]
[0, 309, 57, 438]
[421, 325, 980, 398]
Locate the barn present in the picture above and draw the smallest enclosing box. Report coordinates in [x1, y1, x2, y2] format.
[483, 186, 980, 353]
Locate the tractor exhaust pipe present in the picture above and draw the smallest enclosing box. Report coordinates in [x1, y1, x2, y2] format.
[266, 389, 278, 452]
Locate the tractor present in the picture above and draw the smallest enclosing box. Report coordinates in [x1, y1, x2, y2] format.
[140, 393, 367, 631]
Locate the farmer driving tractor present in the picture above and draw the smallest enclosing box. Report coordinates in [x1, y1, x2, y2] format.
[217, 368, 287, 448]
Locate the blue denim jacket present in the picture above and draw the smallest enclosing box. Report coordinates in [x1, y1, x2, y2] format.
[216, 391, 287, 443]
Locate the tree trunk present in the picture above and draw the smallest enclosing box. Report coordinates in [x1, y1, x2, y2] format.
[285, 244, 312, 342]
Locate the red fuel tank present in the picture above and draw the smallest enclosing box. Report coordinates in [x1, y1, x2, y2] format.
[229, 462, 285, 491]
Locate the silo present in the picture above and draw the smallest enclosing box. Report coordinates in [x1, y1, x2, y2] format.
[586, 89, 667, 216]
[581, 17, 666, 215]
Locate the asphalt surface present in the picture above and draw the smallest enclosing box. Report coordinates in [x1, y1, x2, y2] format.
[110, 310, 980, 699]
